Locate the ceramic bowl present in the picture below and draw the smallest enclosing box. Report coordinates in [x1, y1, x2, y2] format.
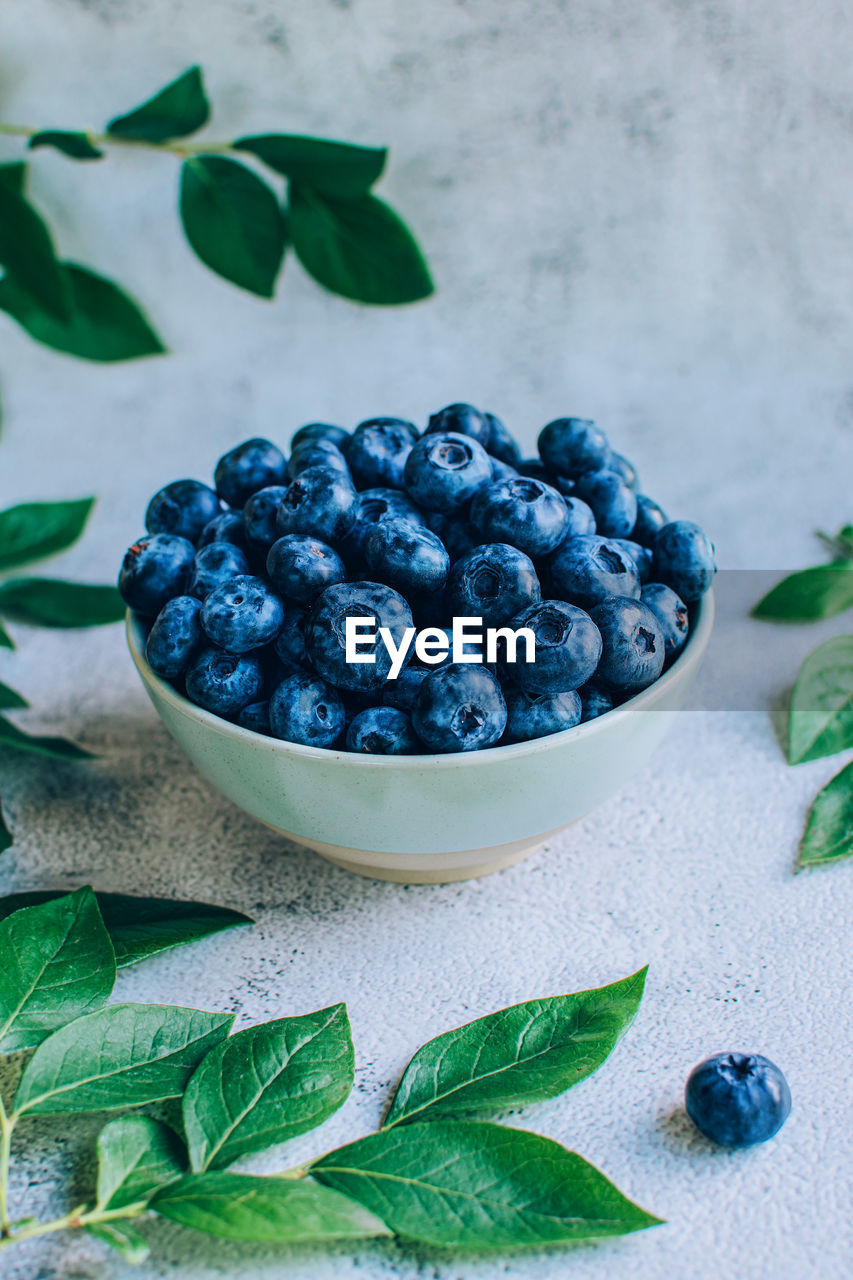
[127, 592, 713, 883]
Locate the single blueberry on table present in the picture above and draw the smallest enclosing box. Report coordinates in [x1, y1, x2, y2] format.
[185, 646, 264, 716]
[685, 1052, 791, 1148]
[346, 705, 420, 754]
[290, 422, 350, 453]
[340, 487, 426, 564]
[276, 465, 358, 544]
[145, 595, 203, 680]
[425, 402, 491, 448]
[269, 672, 346, 748]
[412, 663, 507, 753]
[145, 479, 222, 543]
[237, 699, 271, 735]
[197, 511, 248, 551]
[653, 520, 716, 602]
[504, 599, 602, 695]
[242, 486, 289, 549]
[641, 582, 690, 659]
[548, 535, 640, 610]
[612, 539, 653, 583]
[631, 493, 669, 546]
[447, 543, 541, 626]
[267, 535, 346, 604]
[272, 603, 309, 672]
[579, 682, 615, 722]
[484, 411, 522, 466]
[288, 439, 350, 478]
[606, 451, 639, 490]
[364, 517, 450, 595]
[214, 438, 288, 508]
[470, 477, 569, 557]
[305, 580, 415, 693]
[538, 417, 610, 477]
[572, 468, 639, 539]
[503, 687, 582, 743]
[380, 664, 429, 712]
[346, 418, 419, 490]
[187, 542, 250, 601]
[200, 575, 285, 653]
[403, 432, 492, 513]
[118, 533, 196, 616]
[589, 596, 665, 692]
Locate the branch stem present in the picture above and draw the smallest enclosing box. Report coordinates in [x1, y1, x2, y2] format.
[0, 123, 235, 158]
[0, 1201, 143, 1252]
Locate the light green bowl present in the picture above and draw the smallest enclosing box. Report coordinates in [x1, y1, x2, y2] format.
[127, 593, 713, 883]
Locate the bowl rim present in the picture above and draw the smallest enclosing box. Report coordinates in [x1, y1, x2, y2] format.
[127, 589, 714, 769]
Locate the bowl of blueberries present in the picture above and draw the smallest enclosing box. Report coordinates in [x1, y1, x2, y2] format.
[121, 406, 715, 882]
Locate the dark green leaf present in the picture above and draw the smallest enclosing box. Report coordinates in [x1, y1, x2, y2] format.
[0, 262, 165, 362]
[0, 162, 26, 195]
[752, 563, 853, 622]
[0, 621, 12, 649]
[0, 578, 125, 627]
[312, 1122, 661, 1250]
[183, 1004, 353, 1172]
[0, 497, 94, 572]
[0, 182, 70, 319]
[235, 135, 386, 198]
[180, 157, 286, 298]
[799, 760, 853, 868]
[0, 886, 115, 1053]
[14, 1003, 234, 1115]
[0, 800, 10, 855]
[0, 714, 93, 760]
[85, 1221, 150, 1264]
[817, 525, 853, 559]
[288, 185, 433, 305]
[153, 1172, 390, 1243]
[788, 636, 853, 764]
[384, 968, 647, 1128]
[28, 130, 104, 161]
[107, 66, 209, 142]
[96, 1115, 187, 1209]
[0, 680, 27, 709]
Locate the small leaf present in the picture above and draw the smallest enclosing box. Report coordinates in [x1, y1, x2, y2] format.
[183, 1004, 354, 1172]
[235, 135, 386, 198]
[312, 1122, 661, 1250]
[107, 66, 209, 142]
[14, 1003, 234, 1115]
[288, 184, 433, 305]
[180, 157, 286, 298]
[28, 130, 104, 161]
[752, 563, 853, 622]
[0, 800, 10, 855]
[0, 262, 165, 362]
[0, 579, 125, 627]
[85, 1221, 150, 1264]
[96, 1115, 187, 1209]
[0, 162, 26, 195]
[0, 886, 115, 1053]
[788, 636, 853, 764]
[0, 681, 27, 709]
[799, 760, 853, 868]
[0, 714, 93, 760]
[0, 182, 70, 319]
[384, 968, 647, 1127]
[0, 497, 94, 572]
[0, 622, 12, 649]
[152, 1172, 390, 1243]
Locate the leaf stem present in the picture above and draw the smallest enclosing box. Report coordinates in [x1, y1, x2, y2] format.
[0, 1097, 12, 1235]
[0, 1201, 143, 1252]
[0, 122, 236, 159]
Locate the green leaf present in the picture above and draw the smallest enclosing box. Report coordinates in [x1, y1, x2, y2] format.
[0, 891, 253, 967]
[180, 156, 286, 298]
[288, 185, 433, 305]
[85, 1221, 150, 1264]
[788, 636, 853, 764]
[0, 497, 94, 572]
[107, 66, 209, 142]
[152, 1172, 390, 1243]
[817, 525, 853, 559]
[28, 130, 104, 161]
[235, 135, 386, 198]
[0, 886, 115, 1053]
[0, 714, 93, 760]
[752, 563, 853, 622]
[0, 162, 26, 195]
[96, 1115, 186, 1209]
[0, 182, 70, 319]
[384, 968, 647, 1128]
[0, 621, 13, 649]
[798, 759, 853, 868]
[0, 800, 10, 855]
[14, 1003, 234, 1115]
[0, 681, 27, 709]
[183, 1004, 354, 1172]
[312, 1122, 661, 1250]
[0, 579, 125, 627]
[0, 262, 165, 362]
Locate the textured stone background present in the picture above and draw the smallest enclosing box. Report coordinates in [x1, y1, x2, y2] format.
[2, 1, 853, 1276]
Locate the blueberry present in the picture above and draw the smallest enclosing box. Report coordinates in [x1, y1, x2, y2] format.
[548, 535, 640, 610]
[276, 465, 358, 544]
[425, 403, 491, 448]
[364, 518, 449, 595]
[489, 455, 520, 481]
[145, 479, 221, 543]
[425, 511, 482, 562]
[341, 487, 426, 563]
[145, 595, 203, 679]
[447, 543, 540, 626]
[187, 542, 250, 600]
[197, 511, 248, 551]
[641, 582, 690, 659]
[518, 458, 550, 482]
[404, 432, 492, 513]
[238, 700, 271, 735]
[561, 496, 597, 538]
[504, 599, 602, 694]
[412, 663, 507, 752]
[346, 418, 419, 490]
[572, 468, 638, 539]
[484, 411, 522, 466]
[580, 682, 615, 721]
[185, 646, 264, 716]
[346, 705, 420, 754]
[288, 439, 349, 477]
[380, 664, 429, 711]
[653, 520, 716, 602]
[588, 596, 665, 692]
[269, 672, 346, 747]
[200, 575, 285, 652]
[305, 581, 414, 693]
[503, 688, 582, 743]
[272, 603, 309, 671]
[685, 1053, 791, 1148]
[242, 486, 289, 548]
[214, 438, 287, 508]
[612, 539, 653, 583]
[290, 422, 350, 453]
[631, 494, 669, 546]
[607, 451, 638, 489]
[470, 478, 569, 557]
[266, 535, 346, 604]
[118, 533, 196, 616]
[552, 475, 576, 497]
[538, 417, 610, 477]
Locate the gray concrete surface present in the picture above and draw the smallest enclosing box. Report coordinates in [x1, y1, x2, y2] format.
[2, 1, 853, 1276]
